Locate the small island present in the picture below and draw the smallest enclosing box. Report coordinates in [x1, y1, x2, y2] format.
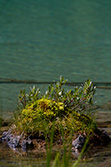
[0, 76, 110, 160]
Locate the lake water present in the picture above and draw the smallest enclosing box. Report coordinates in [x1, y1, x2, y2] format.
[0, 0, 111, 166]
[0, 0, 111, 113]
[0, 0, 111, 116]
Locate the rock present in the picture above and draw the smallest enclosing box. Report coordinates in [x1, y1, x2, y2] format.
[21, 138, 33, 151]
[100, 130, 111, 143]
[90, 129, 111, 146]
[0, 129, 22, 148]
[71, 129, 111, 158]
[72, 135, 86, 157]
[0, 128, 34, 151]
[0, 128, 34, 152]
[8, 135, 21, 148]
[1, 129, 12, 141]
[72, 135, 85, 151]
[0, 127, 110, 155]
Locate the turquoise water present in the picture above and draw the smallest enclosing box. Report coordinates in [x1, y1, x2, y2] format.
[0, 0, 111, 115]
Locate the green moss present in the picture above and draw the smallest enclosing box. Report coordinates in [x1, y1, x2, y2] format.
[13, 76, 97, 140]
[14, 98, 97, 139]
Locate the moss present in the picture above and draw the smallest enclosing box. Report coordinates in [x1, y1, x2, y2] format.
[14, 98, 97, 140]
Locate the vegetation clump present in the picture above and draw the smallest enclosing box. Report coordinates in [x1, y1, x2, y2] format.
[1, 76, 110, 167]
[13, 76, 97, 141]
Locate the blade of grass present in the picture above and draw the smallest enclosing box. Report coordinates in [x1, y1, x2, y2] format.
[45, 121, 55, 167]
[52, 152, 60, 167]
[59, 123, 73, 167]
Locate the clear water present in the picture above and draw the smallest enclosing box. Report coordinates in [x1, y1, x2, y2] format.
[0, 0, 111, 112]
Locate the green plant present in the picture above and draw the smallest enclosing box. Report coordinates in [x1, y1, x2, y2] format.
[19, 86, 41, 108]
[14, 76, 96, 140]
[12, 76, 98, 167]
[19, 76, 96, 113]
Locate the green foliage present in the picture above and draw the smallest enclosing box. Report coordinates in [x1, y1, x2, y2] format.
[14, 76, 96, 139]
[19, 86, 41, 108]
[19, 76, 96, 112]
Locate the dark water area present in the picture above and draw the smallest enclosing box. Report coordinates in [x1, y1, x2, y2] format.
[0, 0, 111, 166]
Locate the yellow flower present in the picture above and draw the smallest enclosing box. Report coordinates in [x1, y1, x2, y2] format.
[58, 102, 64, 110]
